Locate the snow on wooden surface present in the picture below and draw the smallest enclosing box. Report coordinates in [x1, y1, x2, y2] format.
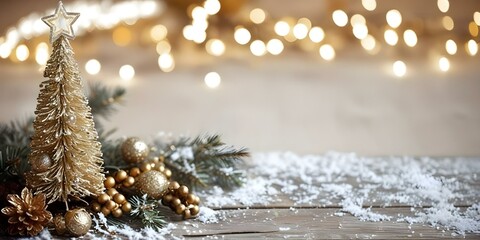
[76, 152, 480, 239]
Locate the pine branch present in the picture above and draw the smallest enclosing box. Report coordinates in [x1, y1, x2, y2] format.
[88, 83, 125, 120]
[0, 118, 34, 151]
[130, 195, 167, 231]
[0, 146, 29, 183]
[161, 134, 249, 191]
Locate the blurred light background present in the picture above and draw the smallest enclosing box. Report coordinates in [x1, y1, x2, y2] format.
[0, 0, 479, 156]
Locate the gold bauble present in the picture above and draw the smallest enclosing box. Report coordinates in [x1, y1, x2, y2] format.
[30, 154, 52, 172]
[53, 215, 67, 235]
[134, 170, 169, 199]
[64, 209, 92, 237]
[121, 137, 150, 163]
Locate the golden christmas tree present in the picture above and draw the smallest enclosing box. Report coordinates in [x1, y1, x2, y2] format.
[26, 1, 105, 206]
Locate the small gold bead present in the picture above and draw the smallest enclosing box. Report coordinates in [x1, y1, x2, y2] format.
[115, 170, 128, 182]
[175, 204, 186, 214]
[113, 193, 127, 204]
[190, 205, 200, 216]
[163, 169, 172, 179]
[129, 167, 141, 177]
[98, 193, 110, 204]
[150, 162, 156, 168]
[169, 181, 180, 190]
[158, 165, 165, 172]
[159, 155, 165, 162]
[186, 194, 196, 204]
[104, 176, 116, 188]
[193, 196, 201, 205]
[101, 206, 111, 216]
[178, 186, 189, 197]
[140, 162, 152, 172]
[152, 157, 159, 163]
[172, 198, 181, 206]
[183, 209, 191, 219]
[112, 208, 123, 218]
[105, 200, 117, 210]
[123, 176, 135, 187]
[91, 202, 102, 212]
[106, 188, 118, 197]
[121, 202, 132, 213]
[163, 194, 173, 204]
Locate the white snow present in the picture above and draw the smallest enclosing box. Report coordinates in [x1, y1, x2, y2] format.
[200, 152, 480, 235]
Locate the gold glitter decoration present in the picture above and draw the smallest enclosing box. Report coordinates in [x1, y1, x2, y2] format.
[0, 188, 53, 236]
[53, 214, 67, 235]
[121, 137, 150, 163]
[30, 154, 53, 173]
[64, 208, 92, 237]
[26, 7, 105, 206]
[134, 170, 169, 199]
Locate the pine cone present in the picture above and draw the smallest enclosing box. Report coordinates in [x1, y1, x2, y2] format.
[1, 188, 52, 236]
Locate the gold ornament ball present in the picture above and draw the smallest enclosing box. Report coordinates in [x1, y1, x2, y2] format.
[105, 200, 117, 210]
[30, 154, 53, 172]
[65, 209, 92, 237]
[183, 208, 191, 219]
[53, 214, 67, 235]
[101, 206, 111, 216]
[121, 137, 150, 163]
[134, 170, 169, 199]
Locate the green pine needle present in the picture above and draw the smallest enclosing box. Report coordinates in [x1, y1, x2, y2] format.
[130, 195, 167, 230]
[161, 134, 249, 191]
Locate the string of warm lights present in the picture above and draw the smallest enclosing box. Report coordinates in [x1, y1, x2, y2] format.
[0, 0, 479, 87]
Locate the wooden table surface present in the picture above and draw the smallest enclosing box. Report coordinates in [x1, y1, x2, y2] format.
[155, 153, 480, 239]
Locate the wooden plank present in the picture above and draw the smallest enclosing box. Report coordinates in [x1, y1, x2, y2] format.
[201, 157, 480, 209]
[172, 208, 480, 239]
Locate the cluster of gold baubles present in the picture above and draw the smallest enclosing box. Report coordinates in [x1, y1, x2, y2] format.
[91, 137, 200, 219]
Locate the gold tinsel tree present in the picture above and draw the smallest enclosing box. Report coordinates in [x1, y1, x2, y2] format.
[26, 1, 104, 206]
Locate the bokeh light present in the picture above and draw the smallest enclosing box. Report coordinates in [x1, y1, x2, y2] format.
[403, 29, 417, 47]
[469, 21, 478, 37]
[150, 24, 167, 42]
[274, 21, 290, 36]
[156, 40, 171, 55]
[386, 10, 402, 28]
[85, 59, 101, 75]
[250, 8, 266, 24]
[442, 16, 454, 31]
[445, 39, 457, 55]
[332, 10, 348, 27]
[266, 39, 284, 55]
[353, 24, 368, 40]
[119, 65, 135, 81]
[384, 29, 398, 46]
[466, 39, 478, 56]
[16, 44, 29, 62]
[204, 0, 221, 15]
[361, 34, 376, 52]
[35, 42, 48, 65]
[437, 0, 449, 13]
[234, 27, 251, 45]
[362, 0, 376, 11]
[293, 23, 309, 39]
[250, 40, 266, 56]
[206, 39, 226, 56]
[309, 27, 325, 43]
[438, 57, 450, 72]
[204, 72, 221, 89]
[393, 60, 406, 77]
[158, 53, 175, 72]
[319, 44, 335, 61]
[113, 27, 132, 46]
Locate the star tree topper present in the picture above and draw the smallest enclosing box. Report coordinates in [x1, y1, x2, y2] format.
[42, 1, 80, 43]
